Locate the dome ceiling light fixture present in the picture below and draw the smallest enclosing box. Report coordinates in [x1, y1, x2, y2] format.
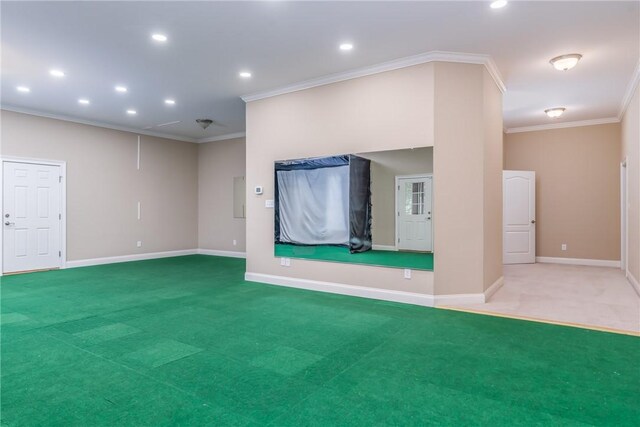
[544, 107, 566, 118]
[549, 54, 582, 71]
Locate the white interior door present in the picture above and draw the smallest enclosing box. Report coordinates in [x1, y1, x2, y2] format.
[397, 176, 432, 252]
[503, 170, 535, 264]
[2, 161, 62, 273]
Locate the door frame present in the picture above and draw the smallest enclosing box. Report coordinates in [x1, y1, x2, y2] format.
[0, 156, 67, 276]
[621, 158, 628, 273]
[395, 174, 433, 252]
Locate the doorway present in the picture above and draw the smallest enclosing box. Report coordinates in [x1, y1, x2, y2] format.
[1, 157, 66, 274]
[503, 170, 536, 264]
[396, 175, 433, 252]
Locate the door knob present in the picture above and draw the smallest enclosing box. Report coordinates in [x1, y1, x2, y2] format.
[531, 219, 536, 224]
[5, 221, 14, 226]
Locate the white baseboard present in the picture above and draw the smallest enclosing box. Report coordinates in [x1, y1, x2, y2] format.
[198, 248, 246, 258]
[66, 249, 198, 268]
[627, 271, 640, 297]
[372, 245, 398, 251]
[245, 272, 436, 307]
[536, 257, 621, 268]
[484, 276, 504, 301]
[244, 272, 489, 307]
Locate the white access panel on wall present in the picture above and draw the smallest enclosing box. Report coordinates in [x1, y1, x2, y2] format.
[503, 170, 536, 264]
[2, 160, 63, 273]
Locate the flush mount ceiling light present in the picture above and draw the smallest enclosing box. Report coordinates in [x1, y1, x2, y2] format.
[126, 109, 137, 115]
[549, 54, 582, 71]
[544, 107, 566, 118]
[152, 34, 168, 42]
[490, 0, 507, 9]
[339, 43, 354, 51]
[78, 98, 90, 105]
[239, 71, 252, 78]
[49, 69, 65, 77]
[16, 86, 30, 93]
[115, 85, 128, 93]
[164, 99, 176, 105]
[196, 119, 213, 129]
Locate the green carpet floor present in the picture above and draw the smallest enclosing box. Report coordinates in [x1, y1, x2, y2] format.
[1, 255, 638, 426]
[274, 244, 433, 270]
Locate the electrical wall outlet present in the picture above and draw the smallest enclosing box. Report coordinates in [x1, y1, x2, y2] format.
[280, 257, 291, 267]
[561, 244, 567, 251]
[265, 199, 274, 208]
[404, 269, 412, 279]
[233, 239, 237, 246]
[137, 241, 142, 248]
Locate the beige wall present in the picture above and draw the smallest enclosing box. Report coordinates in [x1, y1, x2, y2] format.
[482, 69, 504, 291]
[622, 84, 640, 283]
[198, 137, 246, 252]
[0, 110, 198, 261]
[246, 63, 436, 294]
[433, 62, 503, 295]
[359, 147, 433, 247]
[504, 123, 621, 261]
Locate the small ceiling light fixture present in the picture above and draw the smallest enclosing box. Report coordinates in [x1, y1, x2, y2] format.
[115, 85, 128, 93]
[339, 43, 354, 51]
[78, 98, 90, 105]
[126, 109, 137, 115]
[239, 71, 252, 78]
[164, 99, 176, 105]
[490, 0, 508, 9]
[49, 69, 65, 78]
[152, 34, 168, 42]
[545, 107, 566, 118]
[196, 119, 214, 129]
[549, 54, 582, 71]
[16, 86, 30, 93]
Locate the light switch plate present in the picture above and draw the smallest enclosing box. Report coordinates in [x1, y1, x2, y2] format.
[265, 199, 275, 208]
[404, 269, 411, 279]
[561, 244, 567, 251]
[137, 241, 142, 248]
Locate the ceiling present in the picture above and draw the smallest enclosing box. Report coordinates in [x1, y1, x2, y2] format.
[1, 1, 638, 141]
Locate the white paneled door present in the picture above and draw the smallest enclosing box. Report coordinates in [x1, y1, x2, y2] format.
[396, 175, 433, 252]
[2, 161, 62, 273]
[503, 170, 536, 264]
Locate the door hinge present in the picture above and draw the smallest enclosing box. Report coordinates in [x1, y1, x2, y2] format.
[398, 238, 400, 243]
[59, 176, 62, 183]
[58, 251, 61, 257]
[59, 213, 62, 220]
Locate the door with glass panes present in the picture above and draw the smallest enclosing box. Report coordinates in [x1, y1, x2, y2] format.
[396, 175, 432, 252]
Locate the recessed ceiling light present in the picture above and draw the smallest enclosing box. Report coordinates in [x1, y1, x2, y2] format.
[49, 69, 65, 77]
[164, 99, 176, 105]
[78, 98, 90, 105]
[126, 109, 137, 115]
[16, 86, 30, 93]
[545, 107, 566, 118]
[490, 0, 507, 9]
[115, 85, 128, 93]
[549, 54, 582, 71]
[339, 43, 354, 51]
[239, 71, 252, 78]
[152, 34, 168, 42]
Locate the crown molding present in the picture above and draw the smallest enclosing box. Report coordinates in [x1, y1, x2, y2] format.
[196, 132, 246, 143]
[505, 117, 620, 134]
[1, 105, 199, 143]
[241, 50, 506, 103]
[618, 59, 640, 120]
